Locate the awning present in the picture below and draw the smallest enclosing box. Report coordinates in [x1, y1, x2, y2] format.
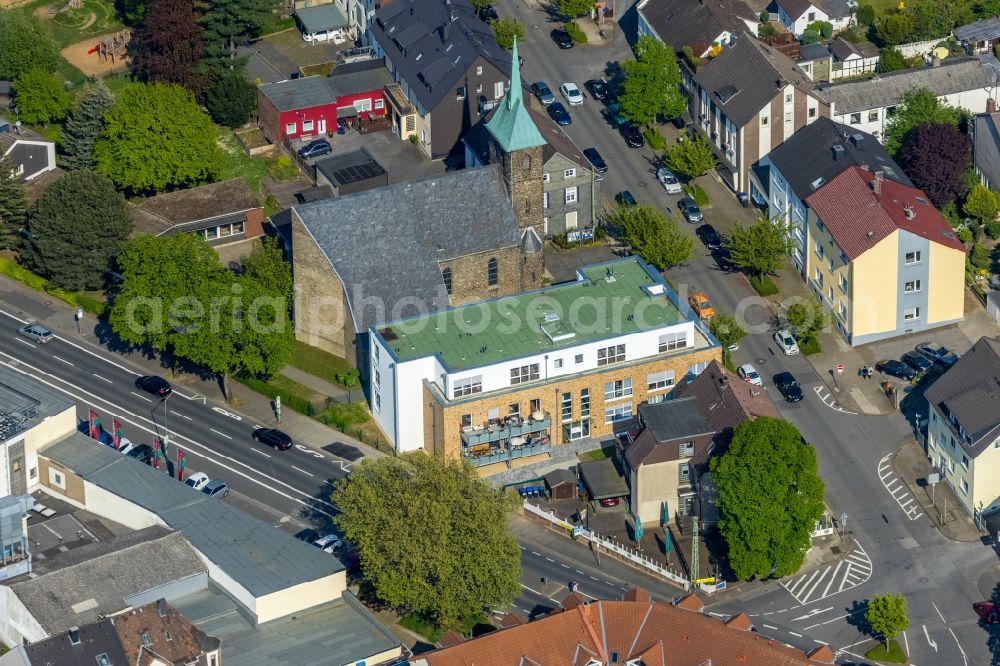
[337, 106, 358, 118]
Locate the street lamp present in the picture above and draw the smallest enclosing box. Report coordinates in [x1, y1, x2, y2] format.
[161, 392, 172, 456]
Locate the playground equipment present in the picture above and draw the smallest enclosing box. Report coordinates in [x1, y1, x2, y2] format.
[90, 29, 131, 63]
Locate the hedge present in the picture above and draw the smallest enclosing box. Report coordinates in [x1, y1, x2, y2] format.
[644, 127, 666, 150]
[564, 22, 587, 43]
[0, 256, 106, 316]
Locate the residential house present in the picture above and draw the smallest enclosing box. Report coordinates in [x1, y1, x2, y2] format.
[752, 117, 909, 274]
[369, 0, 511, 158]
[636, 0, 759, 59]
[829, 37, 880, 79]
[924, 336, 1000, 519]
[816, 58, 998, 141]
[775, 0, 854, 37]
[325, 58, 394, 124]
[803, 166, 966, 345]
[417, 591, 837, 665]
[672, 358, 781, 442]
[314, 147, 388, 195]
[0, 120, 56, 182]
[955, 16, 1000, 55]
[295, 4, 349, 44]
[129, 179, 264, 250]
[686, 33, 828, 193]
[797, 42, 833, 82]
[371, 257, 721, 467]
[971, 111, 1000, 189]
[347, 0, 377, 43]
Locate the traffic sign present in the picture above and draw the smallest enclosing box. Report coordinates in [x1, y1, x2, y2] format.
[836, 363, 844, 373]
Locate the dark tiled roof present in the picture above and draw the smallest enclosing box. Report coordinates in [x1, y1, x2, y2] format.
[369, 0, 510, 111]
[543, 467, 577, 487]
[974, 112, 1000, 188]
[955, 16, 1000, 41]
[673, 360, 780, 432]
[798, 43, 831, 62]
[259, 76, 336, 112]
[637, 0, 758, 55]
[578, 458, 629, 499]
[694, 34, 814, 127]
[829, 37, 878, 61]
[815, 0, 853, 19]
[775, 0, 814, 20]
[637, 397, 714, 443]
[131, 179, 260, 234]
[113, 600, 220, 666]
[925, 337, 1000, 455]
[764, 117, 910, 201]
[292, 166, 520, 332]
[25, 620, 129, 666]
[326, 58, 394, 99]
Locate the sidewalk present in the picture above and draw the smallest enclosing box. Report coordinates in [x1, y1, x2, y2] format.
[280, 365, 349, 403]
[0, 274, 382, 461]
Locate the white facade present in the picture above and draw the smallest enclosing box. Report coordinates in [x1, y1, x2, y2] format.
[830, 87, 994, 140]
[758, 156, 809, 273]
[831, 53, 879, 80]
[924, 402, 984, 516]
[777, 2, 852, 36]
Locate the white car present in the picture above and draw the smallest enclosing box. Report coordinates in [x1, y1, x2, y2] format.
[560, 82, 583, 106]
[738, 363, 763, 386]
[313, 533, 342, 553]
[773, 329, 800, 355]
[184, 472, 211, 491]
[656, 167, 682, 195]
[116, 437, 136, 455]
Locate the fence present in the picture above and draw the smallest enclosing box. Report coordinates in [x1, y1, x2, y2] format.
[523, 501, 691, 591]
[897, 37, 949, 58]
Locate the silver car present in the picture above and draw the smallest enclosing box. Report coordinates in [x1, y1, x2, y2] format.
[17, 323, 53, 343]
[656, 167, 682, 195]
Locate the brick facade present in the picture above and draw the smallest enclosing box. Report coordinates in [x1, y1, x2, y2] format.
[38, 457, 85, 504]
[440, 245, 525, 306]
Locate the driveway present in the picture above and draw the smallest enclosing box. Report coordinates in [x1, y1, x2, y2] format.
[286, 129, 445, 185]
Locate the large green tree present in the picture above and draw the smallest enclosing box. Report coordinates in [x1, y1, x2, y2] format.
[61, 83, 116, 171]
[786, 296, 829, 345]
[557, 0, 594, 20]
[0, 13, 60, 81]
[878, 46, 907, 73]
[240, 236, 291, 299]
[94, 82, 223, 194]
[21, 171, 132, 291]
[132, 0, 207, 94]
[709, 312, 746, 351]
[664, 134, 718, 179]
[710, 417, 825, 580]
[491, 17, 525, 50]
[619, 35, 685, 127]
[866, 593, 910, 647]
[0, 153, 28, 247]
[724, 215, 794, 278]
[875, 13, 915, 45]
[964, 184, 1000, 224]
[883, 87, 962, 157]
[13, 68, 71, 125]
[199, 0, 278, 62]
[610, 203, 693, 270]
[333, 453, 522, 628]
[204, 69, 256, 127]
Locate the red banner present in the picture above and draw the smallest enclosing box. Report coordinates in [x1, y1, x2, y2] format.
[152, 437, 162, 470]
[88, 409, 98, 439]
[112, 419, 121, 450]
[177, 448, 186, 482]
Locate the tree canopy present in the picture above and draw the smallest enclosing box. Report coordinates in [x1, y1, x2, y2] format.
[204, 69, 256, 127]
[0, 153, 28, 248]
[710, 417, 825, 580]
[94, 82, 223, 194]
[240, 236, 291, 300]
[200, 0, 278, 61]
[491, 17, 525, 50]
[664, 134, 718, 179]
[13, 68, 71, 125]
[875, 13, 915, 45]
[884, 87, 962, 156]
[724, 215, 794, 278]
[557, 0, 594, 20]
[21, 170, 132, 291]
[878, 46, 906, 73]
[132, 0, 207, 94]
[610, 203, 693, 270]
[964, 183, 1000, 224]
[0, 13, 60, 81]
[333, 453, 522, 628]
[866, 593, 910, 645]
[786, 296, 829, 344]
[897, 123, 971, 207]
[61, 83, 116, 171]
[619, 35, 685, 126]
[709, 312, 746, 351]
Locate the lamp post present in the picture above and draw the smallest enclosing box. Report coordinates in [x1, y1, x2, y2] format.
[161, 392, 172, 456]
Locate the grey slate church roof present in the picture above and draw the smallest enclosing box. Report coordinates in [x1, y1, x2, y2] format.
[293, 165, 521, 333]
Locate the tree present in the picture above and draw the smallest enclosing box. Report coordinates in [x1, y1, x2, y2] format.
[0, 153, 28, 247]
[911, 0, 956, 40]
[897, 123, 971, 207]
[664, 134, 718, 179]
[786, 296, 829, 343]
[866, 593, 910, 646]
[557, 0, 594, 20]
[123, 0, 151, 24]
[337, 369, 360, 401]
[857, 4, 876, 26]
[971, 242, 991, 270]
[21, 171, 131, 291]
[724, 215, 794, 278]
[876, 13, 914, 45]
[884, 87, 962, 156]
[132, 0, 207, 94]
[709, 312, 746, 365]
[0, 13, 60, 81]
[491, 17, 525, 50]
[13, 69, 71, 125]
[200, 0, 279, 62]
[619, 35, 685, 126]
[471, 0, 492, 11]
[709, 417, 825, 580]
[333, 453, 521, 628]
[610, 204, 693, 270]
[94, 82, 223, 194]
[759, 9, 769, 21]
[61, 83, 116, 171]
[204, 69, 256, 127]
[879, 46, 907, 73]
[240, 237, 291, 300]
[964, 184, 1000, 224]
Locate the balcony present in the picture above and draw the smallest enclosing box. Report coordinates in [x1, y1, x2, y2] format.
[384, 83, 414, 116]
[461, 412, 551, 446]
[464, 440, 552, 467]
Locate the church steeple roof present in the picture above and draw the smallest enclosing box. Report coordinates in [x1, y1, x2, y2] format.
[485, 38, 546, 153]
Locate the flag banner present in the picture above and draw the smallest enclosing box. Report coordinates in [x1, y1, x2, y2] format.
[152, 438, 162, 470]
[113, 419, 122, 450]
[177, 448, 186, 481]
[92, 417, 102, 440]
[88, 410, 98, 439]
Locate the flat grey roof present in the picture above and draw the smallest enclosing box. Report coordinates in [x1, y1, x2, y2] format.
[315, 147, 386, 186]
[259, 76, 335, 112]
[0, 364, 74, 433]
[578, 458, 629, 500]
[296, 3, 348, 33]
[41, 433, 344, 598]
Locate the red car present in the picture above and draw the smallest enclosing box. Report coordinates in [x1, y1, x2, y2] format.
[975, 601, 1000, 624]
[599, 497, 620, 507]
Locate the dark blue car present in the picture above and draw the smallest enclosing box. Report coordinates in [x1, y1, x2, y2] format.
[548, 102, 571, 126]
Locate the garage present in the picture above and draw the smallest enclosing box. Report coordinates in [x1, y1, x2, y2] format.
[578, 458, 629, 507]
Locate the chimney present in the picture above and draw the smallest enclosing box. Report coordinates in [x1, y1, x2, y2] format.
[904, 203, 915, 219]
[441, 22, 450, 42]
[831, 144, 845, 160]
[872, 178, 881, 194]
[850, 133, 863, 148]
[157, 598, 167, 617]
[69, 627, 81, 645]
[867, 230, 875, 238]
[875, 170, 884, 182]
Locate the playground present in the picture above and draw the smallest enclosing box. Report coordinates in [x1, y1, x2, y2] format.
[10, 0, 125, 47]
[62, 29, 131, 77]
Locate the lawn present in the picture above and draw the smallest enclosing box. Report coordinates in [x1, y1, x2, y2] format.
[289, 339, 355, 388]
[398, 613, 491, 643]
[14, 0, 125, 48]
[864, 639, 908, 663]
[218, 130, 273, 198]
[579, 445, 616, 461]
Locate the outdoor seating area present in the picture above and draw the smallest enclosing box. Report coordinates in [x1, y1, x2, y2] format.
[461, 411, 553, 465]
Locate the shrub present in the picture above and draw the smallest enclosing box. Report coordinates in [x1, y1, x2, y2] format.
[239, 374, 315, 415]
[681, 45, 700, 71]
[749, 274, 779, 296]
[684, 184, 709, 206]
[971, 242, 991, 270]
[564, 22, 587, 43]
[644, 127, 666, 150]
[957, 227, 973, 244]
[801, 29, 820, 44]
[759, 9, 769, 21]
[798, 337, 822, 355]
[759, 23, 778, 37]
[986, 219, 1000, 240]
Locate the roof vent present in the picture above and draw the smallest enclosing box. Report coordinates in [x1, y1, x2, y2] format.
[810, 177, 825, 189]
[850, 133, 864, 147]
[831, 144, 845, 160]
[543, 312, 560, 323]
[69, 627, 81, 645]
[867, 230, 875, 238]
[157, 598, 167, 617]
[904, 204, 915, 219]
[643, 283, 666, 296]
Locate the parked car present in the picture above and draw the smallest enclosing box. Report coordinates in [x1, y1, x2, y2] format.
[252, 427, 293, 451]
[603, 101, 626, 128]
[599, 497, 620, 507]
[773, 329, 800, 355]
[671, 116, 687, 129]
[551, 28, 574, 48]
[547, 102, 571, 126]
[295, 528, 320, 543]
[901, 351, 934, 374]
[116, 437, 136, 455]
[313, 533, 342, 553]
[477, 5, 499, 22]
[126, 444, 155, 465]
[876, 359, 918, 381]
[915, 342, 959, 365]
[679, 197, 703, 223]
[712, 248, 737, 272]
[584, 79, 609, 100]
[619, 123, 645, 148]
[583, 148, 607, 173]
[737, 363, 763, 386]
[559, 82, 583, 106]
[773, 372, 804, 402]
[298, 139, 332, 160]
[202, 479, 230, 498]
[531, 81, 555, 106]
[688, 292, 714, 321]
[17, 323, 52, 344]
[616, 191, 637, 206]
[184, 472, 211, 491]
[656, 167, 682, 194]
[696, 224, 722, 249]
[134, 375, 172, 398]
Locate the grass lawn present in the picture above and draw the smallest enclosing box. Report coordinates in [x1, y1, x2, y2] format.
[14, 0, 124, 48]
[398, 613, 490, 643]
[864, 639, 908, 663]
[748, 273, 779, 296]
[300, 62, 335, 77]
[218, 130, 274, 198]
[579, 445, 616, 461]
[289, 339, 355, 388]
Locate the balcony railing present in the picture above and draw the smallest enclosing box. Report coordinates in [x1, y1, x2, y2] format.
[461, 414, 551, 446]
[464, 440, 552, 467]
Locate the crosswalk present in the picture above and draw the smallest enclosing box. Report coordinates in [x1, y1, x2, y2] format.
[781, 541, 872, 605]
[878, 454, 924, 520]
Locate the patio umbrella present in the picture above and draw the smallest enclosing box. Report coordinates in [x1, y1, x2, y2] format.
[633, 510, 644, 542]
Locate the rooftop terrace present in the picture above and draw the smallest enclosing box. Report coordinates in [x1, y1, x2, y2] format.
[375, 259, 688, 371]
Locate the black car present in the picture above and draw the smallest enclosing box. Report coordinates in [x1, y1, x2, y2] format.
[134, 375, 172, 398]
[671, 116, 687, 129]
[252, 427, 293, 450]
[901, 351, 934, 374]
[712, 248, 737, 272]
[290, 72, 302, 80]
[773, 372, 804, 402]
[126, 444, 155, 465]
[548, 102, 571, 126]
[583, 148, 607, 173]
[294, 528, 320, 542]
[619, 123, 645, 148]
[552, 28, 574, 48]
[298, 139, 332, 160]
[876, 359, 918, 381]
[478, 5, 499, 22]
[696, 224, 722, 249]
[584, 79, 609, 100]
[616, 191, 637, 206]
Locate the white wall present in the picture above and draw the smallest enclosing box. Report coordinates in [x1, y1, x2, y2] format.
[83, 480, 163, 531]
[779, 3, 827, 36]
[832, 87, 994, 140]
[0, 585, 48, 647]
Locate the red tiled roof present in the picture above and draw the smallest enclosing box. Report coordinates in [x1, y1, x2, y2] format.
[725, 612, 754, 631]
[675, 593, 705, 611]
[622, 587, 652, 603]
[805, 166, 965, 261]
[808, 645, 837, 663]
[436, 630, 466, 648]
[497, 611, 528, 629]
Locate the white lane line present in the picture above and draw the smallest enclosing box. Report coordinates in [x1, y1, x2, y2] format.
[590, 576, 599, 580]
[130, 391, 153, 403]
[14, 337, 35, 348]
[932, 602, 946, 623]
[171, 410, 193, 420]
[92, 373, 113, 384]
[814, 640, 828, 645]
[251, 448, 272, 458]
[545, 557, 555, 562]
[531, 551, 541, 556]
[52, 355, 74, 366]
[604, 581, 616, 586]
[763, 624, 777, 630]
[575, 569, 584, 574]
[878, 454, 922, 521]
[948, 627, 968, 665]
[210, 428, 233, 440]
[799, 567, 831, 604]
[519, 545, 526, 550]
[789, 632, 803, 638]
[291, 465, 314, 477]
[820, 560, 844, 599]
[560, 563, 570, 569]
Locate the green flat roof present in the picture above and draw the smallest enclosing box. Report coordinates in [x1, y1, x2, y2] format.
[376, 258, 686, 371]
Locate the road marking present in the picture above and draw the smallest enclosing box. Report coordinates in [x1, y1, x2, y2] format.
[814, 640, 828, 645]
[171, 410, 192, 420]
[210, 428, 233, 440]
[212, 406, 243, 421]
[531, 551, 541, 556]
[130, 391, 153, 403]
[948, 627, 967, 665]
[575, 569, 584, 574]
[820, 561, 843, 598]
[590, 576, 599, 580]
[14, 337, 35, 348]
[922, 625, 937, 651]
[782, 541, 871, 605]
[903, 630, 909, 658]
[545, 557, 555, 562]
[878, 454, 924, 520]
[251, 448, 271, 458]
[763, 624, 777, 630]
[604, 581, 616, 586]
[92, 373, 113, 384]
[812, 386, 858, 414]
[789, 632, 803, 638]
[291, 465, 314, 477]
[52, 355, 74, 366]
[792, 607, 834, 621]
[932, 602, 946, 623]
[560, 563, 570, 569]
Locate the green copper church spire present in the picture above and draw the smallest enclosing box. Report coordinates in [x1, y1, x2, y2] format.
[485, 38, 546, 153]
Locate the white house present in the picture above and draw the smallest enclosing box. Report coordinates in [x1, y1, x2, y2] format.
[637, 0, 758, 59]
[829, 37, 880, 80]
[775, 0, 854, 36]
